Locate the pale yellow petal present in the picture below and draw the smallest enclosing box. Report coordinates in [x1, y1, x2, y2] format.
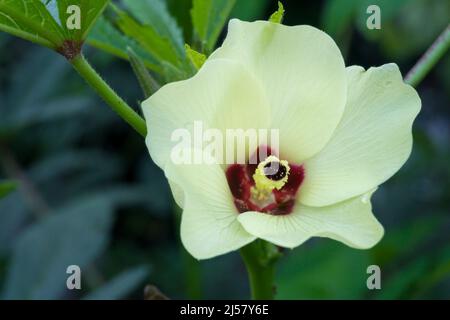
[165, 154, 255, 259]
[300, 64, 421, 206]
[238, 192, 383, 249]
[143, 58, 270, 168]
[211, 19, 347, 162]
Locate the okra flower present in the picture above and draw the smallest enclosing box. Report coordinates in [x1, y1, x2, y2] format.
[143, 20, 421, 259]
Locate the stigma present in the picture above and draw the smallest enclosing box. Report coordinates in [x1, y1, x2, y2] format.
[252, 155, 290, 199]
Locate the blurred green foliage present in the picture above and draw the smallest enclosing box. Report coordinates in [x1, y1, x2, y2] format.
[0, 180, 16, 199]
[0, 0, 449, 300]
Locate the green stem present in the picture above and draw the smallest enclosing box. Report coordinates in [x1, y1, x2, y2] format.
[174, 203, 203, 299]
[70, 54, 147, 137]
[405, 24, 450, 87]
[183, 248, 203, 299]
[240, 240, 280, 300]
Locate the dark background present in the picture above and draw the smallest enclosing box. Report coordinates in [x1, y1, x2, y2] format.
[0, 0, 449, 299]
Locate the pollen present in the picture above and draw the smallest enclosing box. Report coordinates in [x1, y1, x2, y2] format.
[252, 155, 290, 195]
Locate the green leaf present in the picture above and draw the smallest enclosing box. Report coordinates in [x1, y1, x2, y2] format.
[375, 258, 428, 300]
[54, 0, 110, 41]
[166, 0, 193, 43]
[372, 215, 444, 265]
[9, 50, 68, 107]
[191, 0, 236, 53]
[114, 5, 181, 69]
[372, 216, 450, 299]
[269, 1, 284, 24]
[185, 43, 206, 70]
[230, 0, 271, 22]
[127, 47, 160, 98]
[87, 16, 161, 73]
[0, 180, 17, 199]
[0, 1, 109, 55]
[0, 0, 65, 48]
[87, 5, 190, 81]
[412, 246, 450, 298]
[2, 195, 115, 299]
[374, 244, 450, 299]
[161, 60, 188, 82]
[6, 96, 91, 131]
[83, 265, 150, 300]
[319, 0, 358, 57]
[122, 0, 184, 58]
[320, 0, 358, 38]
[0, 50, 94, 133]
[277, 242, 370, 299]
[355, 0, 449, 60]
[0, 191, 29, 254]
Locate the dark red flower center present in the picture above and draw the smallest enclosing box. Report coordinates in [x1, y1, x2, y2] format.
[225, 146, 304, 215]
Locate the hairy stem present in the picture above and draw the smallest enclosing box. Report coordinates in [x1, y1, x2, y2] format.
[405, 24, 450, 87]
[70, 54, 147, 137]
[240, 240, 280, 300]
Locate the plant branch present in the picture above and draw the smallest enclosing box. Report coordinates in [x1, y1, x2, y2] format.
[70, 54, 147, 137]
[405, 24, 450, 87]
